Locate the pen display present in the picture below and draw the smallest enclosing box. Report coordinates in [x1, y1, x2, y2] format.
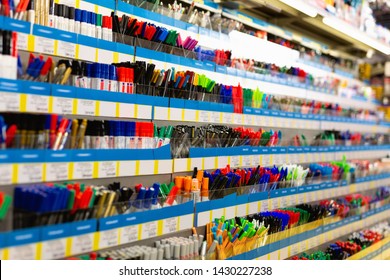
[67, 188, 390, 260]
[292, 222, 390, 260]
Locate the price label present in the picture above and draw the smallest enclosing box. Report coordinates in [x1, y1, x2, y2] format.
[41, 238, 66, 260]
[46, 163, 69, 181]
[307, 191, 314, 203]
[141, 221, 158, 239]
[244, 114, 253, 125]
[35, 37, 55, 55]
[18, 163, 43, 183]
[253, 155, 260, 166]
[297, 193, 305, 204]
[57, 41, 76, 58]
[0, 164, 13, 185]
[16, 33, 28, 50]
[263, 155, 270, 166]
[163, 217, 178, 234]
[272, 198, 279, 210]
[274, 154, 283, 165]
[199, 111, 210, 122]
[308, 237, 317, 249]
[292, 154, 299, 163]
[77, 99, 96, 116]
[210, 111, 220, 123]
[234, 113, 242, 124]
[71, 233, 94, 255]
[291, 243, 300, 256]
[8, 244, 37, 260]
[230, 156, 240, 167]
[223, 113, 233, 124]
[98, 161, 117, 178]
[73, 162, 93, 179]
[120, 225, 139, 244]
[26, 95, 49, 113]
[0, 92, 21, 111]
[242, 155, 252, 167]
[261, 200, 269, 212]
[99, 229, 119, 249]
[52, 97, 73, 114]
[280, 196, 290, 208]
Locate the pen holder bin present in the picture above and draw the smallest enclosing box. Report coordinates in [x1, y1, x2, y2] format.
[232, 240, 247, 256]
[205, 252, 217, 260]
[113, 32, 135, 46]
[245, 236, 259, 252]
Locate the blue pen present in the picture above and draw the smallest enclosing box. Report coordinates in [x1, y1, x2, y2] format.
[132, 187, 146, 211]
[0, 116, 6, 149]
[143, 187, 154, 210]
[151, 183, 161, 209]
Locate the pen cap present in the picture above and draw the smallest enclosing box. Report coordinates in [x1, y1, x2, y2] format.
[81, 10, 88, 23]
[202, 177, 209, 191]
[75, 9, 81, 22]
[68, 7, 75, 20]
[97, 14, 102, 27]
[174, 176, 184, 190]
[102, 64, 109, 80]
[184, 177, 192, 193]
[109, 65, 117, 81]
[128, 68, 134, 82]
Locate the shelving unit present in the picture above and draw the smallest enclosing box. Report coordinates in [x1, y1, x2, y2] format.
[0, 0, 389, 261]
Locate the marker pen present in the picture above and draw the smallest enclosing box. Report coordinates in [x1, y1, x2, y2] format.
[102, 64, 109, 91]
[68, 7, 75, 33]
[108, 65, 118, 92]
[201, 177, 209, 201]
[74, 8, 81, 35]
[63, 5, 69, 32]
[53, 118, 69, 150]
[100, 121, 109, 149]
[117, 68, 127, 93]
[58, 120, 72, 150]
[48, 0, 55, 27]
[96, 14, 102, 40]
[80, 10, 89, 36]
[126, 68, 134, 94]
[182, 177, 192, 203]
[164, 186, 178, 207]
[27, 0, 35, 24]
[56, 4, 64, 31]
[162, 125, 173, 146]
[115, 121, 125, 149]
[89, 12, 96, 38]
[91, 63, 101, 90]
[151, 184, 161, 210]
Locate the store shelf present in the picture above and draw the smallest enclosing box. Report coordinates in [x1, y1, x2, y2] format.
[243, 205, 390, 260]
[346, 235, 390, 260]
[0, 79, 157, 120]
[0, 147, 172, 185]
[0, 172, 388, 260]
[195, 173, 390, 227]
[1, 78, 387, 133]
[173, 145, 390, 173]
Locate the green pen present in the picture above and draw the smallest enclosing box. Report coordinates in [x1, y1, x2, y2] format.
[156, 126, 166, 148]
[89, 188, 96, 208]
[238, 231, 248, 241]
[228, 232, 233, 241]
[0, 194, 12, 220]
[67, 189, 76, 210]
[168, 182, 175, 191]
[162, 126, 173, 146]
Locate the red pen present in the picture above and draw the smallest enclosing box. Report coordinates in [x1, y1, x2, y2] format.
[53, 118, 69, 150]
